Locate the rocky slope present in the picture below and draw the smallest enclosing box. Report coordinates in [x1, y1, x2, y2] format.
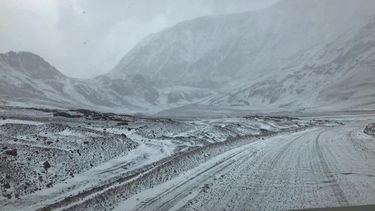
[206, 17, 375, 110]
[0, 52, 156, 111]
[111, 0, 375, 83]
[107, 0, 375, 111]
[0, 52, 213, 112]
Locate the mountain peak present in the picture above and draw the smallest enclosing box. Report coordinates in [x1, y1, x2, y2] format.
[110, 0, 375, 84]
[1, 51, 46, 61]
[0, 51, 64, 80]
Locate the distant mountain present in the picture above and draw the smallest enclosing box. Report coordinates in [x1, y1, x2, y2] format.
[0, 51, 212, 112]
[108, 0, 375, 111]
[1, 0, 375, 113]
[206, 18, 375, 111]
[0, 51, 71, 106]
[0, 51, 142, 111]
[111, 0, 374, 82]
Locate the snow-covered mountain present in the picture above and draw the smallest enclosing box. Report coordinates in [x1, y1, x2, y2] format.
[108, 0, 375, 111]
[205, 17, 375, 110]
[0, 52, 213, 112]
[1, 0, 374, 113]
[0, 51, 143, 111]
[93, 74, 214, 109]
[0, 51, 71, 107]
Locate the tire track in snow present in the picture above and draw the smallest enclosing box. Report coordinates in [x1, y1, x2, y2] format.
[314, 130, 350, 206]
[135, 151, 243, 210]
[177, 123, 375, 211]
[194, 131, 311, 211]
[134, 146, 257, 211]
[228, 132, 310, 210]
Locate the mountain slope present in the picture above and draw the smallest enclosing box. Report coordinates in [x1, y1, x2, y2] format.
[107, 0, 375, 111]
[206, 17, 375, 111]
[206, 19, 375, 109]
[110, 0, 375, 83]
[0, 52, 212, 112]
[0, 51, 141, 110]
[1, 0, 375, 113]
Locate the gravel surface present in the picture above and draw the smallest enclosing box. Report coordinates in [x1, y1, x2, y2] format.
[0, 107, 350, 210]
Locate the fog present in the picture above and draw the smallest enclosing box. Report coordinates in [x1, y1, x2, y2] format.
[0, 0, 278, 78]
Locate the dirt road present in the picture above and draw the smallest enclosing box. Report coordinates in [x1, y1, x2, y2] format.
[116, 121, 375, 210]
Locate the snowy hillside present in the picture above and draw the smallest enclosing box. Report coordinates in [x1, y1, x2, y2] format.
[0, 52, 143, 111]
[206, 17, 375, 111]
[109, 0, 375, 111]
[1, 0, 374, 113]
[111, 0, 374, 82]
[0, 52, 213, 112]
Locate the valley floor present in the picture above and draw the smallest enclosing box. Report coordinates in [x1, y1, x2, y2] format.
[0, 107, 374, 210]
[119, 121, 375, 211]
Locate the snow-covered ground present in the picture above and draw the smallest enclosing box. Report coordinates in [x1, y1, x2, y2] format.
[0, 119, 43, 126]
[1, 107, 373, 210]
[116, 121, 375, 211]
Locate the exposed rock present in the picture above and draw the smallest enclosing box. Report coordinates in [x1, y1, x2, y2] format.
[43, 161, 51, 170]
[5, 149, 17, 156]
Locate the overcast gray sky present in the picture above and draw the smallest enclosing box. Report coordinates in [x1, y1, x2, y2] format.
[0, 0, 279, 78]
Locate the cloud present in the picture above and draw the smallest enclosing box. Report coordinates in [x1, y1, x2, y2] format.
[0, 0, 279, 78]
[0, 0, 63, 64]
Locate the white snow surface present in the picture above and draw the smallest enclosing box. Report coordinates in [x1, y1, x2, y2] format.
[115, 119, 375, 211]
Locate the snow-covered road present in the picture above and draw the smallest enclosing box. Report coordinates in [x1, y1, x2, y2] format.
[116, 121, 375, 210]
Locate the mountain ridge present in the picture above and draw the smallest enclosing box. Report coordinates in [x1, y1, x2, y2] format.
[1, 0, 375, 113]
